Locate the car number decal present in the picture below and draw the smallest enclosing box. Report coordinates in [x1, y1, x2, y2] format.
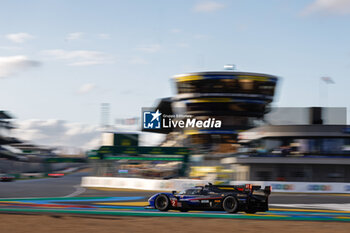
[171, 200, 177, 207]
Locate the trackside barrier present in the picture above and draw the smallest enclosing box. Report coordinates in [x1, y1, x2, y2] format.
[82, 177, 350, 193]
[21, 173, 45, 178]
[81, 176, 209, 191]
[230, 181, 350, 193]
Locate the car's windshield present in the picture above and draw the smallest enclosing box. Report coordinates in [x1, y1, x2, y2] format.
[178, 187, 202, 195]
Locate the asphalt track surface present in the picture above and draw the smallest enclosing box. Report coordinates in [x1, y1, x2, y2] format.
[1, 171, 350, 221]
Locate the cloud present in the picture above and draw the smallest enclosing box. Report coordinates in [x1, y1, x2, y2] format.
[129, 57, 149, 65]
[194, 34, 208, 39]
[0, 46, 22, 51]
[302, 0, 350, 15]
[78, 83, 96, 94]
[176, 43, 190, 48]
[169, 28, 182, 34]
[42, 49, 114, 66]
[13, 119, 101, 150]
[65, 32, 84, 41]
[97, 33, 111, 39]
[5, 33, 35, 43]
[194, 1, 225, 12]
[13, 119, 166, 150]
[0, 56, 41, 78]
[136, 44, 161, 53]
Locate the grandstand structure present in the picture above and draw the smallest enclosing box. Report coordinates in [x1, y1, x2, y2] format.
[0, 110, 55, 161]
[0, 110, 86, 175]
[0, 111, 21, 160]
[222, 107, 350, 182]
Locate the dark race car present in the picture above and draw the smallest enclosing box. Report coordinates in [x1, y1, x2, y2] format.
[146, 183, 271, 214]
[0, 174, 15, 182]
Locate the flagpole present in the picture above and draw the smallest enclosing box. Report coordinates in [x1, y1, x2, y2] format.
[319, 77, 322, 107]
[320, 77, 335, 108]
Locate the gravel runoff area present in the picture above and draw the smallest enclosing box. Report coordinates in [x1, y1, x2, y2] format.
[1, 213, 350, 233]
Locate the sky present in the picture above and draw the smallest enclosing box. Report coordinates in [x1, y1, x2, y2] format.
[1, 0, 350, 149]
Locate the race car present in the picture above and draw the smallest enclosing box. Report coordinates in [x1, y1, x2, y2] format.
[0, 174, 15, 182]
[146, 183, 271, 214]
[47, 173, 65, 178]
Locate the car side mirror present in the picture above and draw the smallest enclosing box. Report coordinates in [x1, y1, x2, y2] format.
[172, 191, 176, 195]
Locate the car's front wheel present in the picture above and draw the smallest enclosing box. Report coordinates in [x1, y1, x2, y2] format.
[154, 194, 170, 211]
[223, 196, 238, 213]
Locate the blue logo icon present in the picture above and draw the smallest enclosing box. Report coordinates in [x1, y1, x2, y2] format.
[143, 109, 162, 129]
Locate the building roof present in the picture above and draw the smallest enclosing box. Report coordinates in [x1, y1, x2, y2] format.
[0, 136, 21, 145]
[10, 143, 55, 152]
[0, 120, 14, 129]
[173, 71, 278, 82]
[0, 111, 13, 119]
[239, 125, 350, 142]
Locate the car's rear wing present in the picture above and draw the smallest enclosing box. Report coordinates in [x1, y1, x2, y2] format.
[245, 184, 272, 195]
[263, 186, 272, 195]
[251, 185, 272, 195]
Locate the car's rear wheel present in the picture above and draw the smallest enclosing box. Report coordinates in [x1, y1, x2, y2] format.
[155, 194, 170, 211]
[223, 196, 238, 213]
